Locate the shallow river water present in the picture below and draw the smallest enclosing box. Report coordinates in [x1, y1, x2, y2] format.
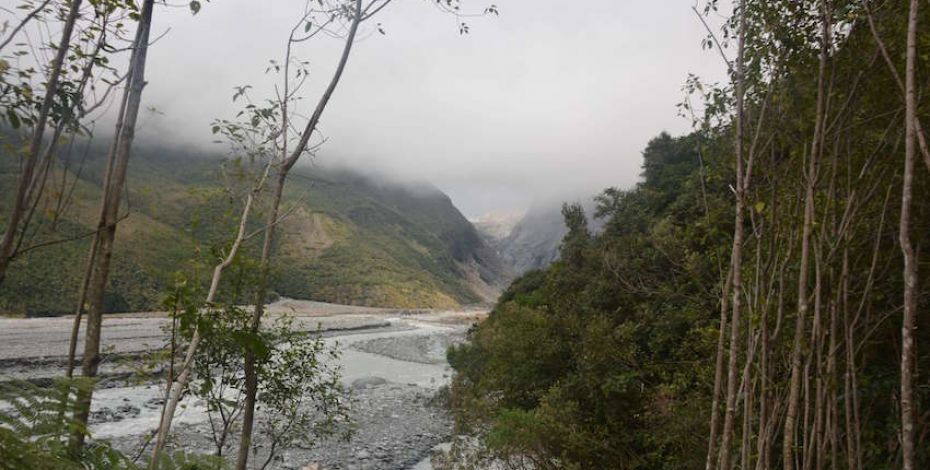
[0, 303, 481, 469]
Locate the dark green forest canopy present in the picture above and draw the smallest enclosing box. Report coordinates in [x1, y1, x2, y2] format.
[449, 131, 732, 469]
[447, 2, 930, 467]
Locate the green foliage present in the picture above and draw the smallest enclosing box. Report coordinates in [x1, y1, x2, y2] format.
[0, 379, 98, 470]
[0, 378, 229, 470]
[448, 132, 731, 469]
[188, 306, 351, 462]
[0, 0, 132, 135]
[450, 3, 930, 468]
[252, 316, 351, 467]
[0, 141, 498, 314]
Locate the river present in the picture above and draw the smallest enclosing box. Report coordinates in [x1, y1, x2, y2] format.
[0, 299, 483, 469]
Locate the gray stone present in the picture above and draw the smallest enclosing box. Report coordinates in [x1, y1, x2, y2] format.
[351, 376, 388, 389]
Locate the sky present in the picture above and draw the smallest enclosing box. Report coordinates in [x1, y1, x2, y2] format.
[129, 0, 729, 217]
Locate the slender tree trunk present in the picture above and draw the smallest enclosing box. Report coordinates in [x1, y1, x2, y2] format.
[65, 97, 126, 378]
[19, 9, 109, 258]
[235, 170, 285, 470]
[718, 2, 746, 468]
[65, 236, 99, 378]
[0, 0, 84, 286]
[805, 248, 824, 470]
[756, 255, 771, 470]
[826, 292, 839, 470]
[899, 2, 919, 469]
[0, 0, 54, 52]
[234, 5, 363, 468]
[761, 207, 796, 470]
[843, 270, 858, 470]
[150, 180, 265, 468]
[706, 267, 733, 470]
[58, 21, 116, 380]
[740, 328, 758, 470]
[784, 4, 830, 467]
[802, 355, 812, 469]
[861, 0, 930, 174]
[69, 0, 154, 451]
[845, 186, 889, 470]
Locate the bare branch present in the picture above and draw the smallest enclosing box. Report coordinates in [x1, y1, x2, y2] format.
[0, 0, 54, 52]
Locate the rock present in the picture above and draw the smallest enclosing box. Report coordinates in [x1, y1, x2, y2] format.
[116, 404, 140, 418]
[143, 397, 165, 410]
[351, 376, 388, 389]
[77, 323, 465, 470]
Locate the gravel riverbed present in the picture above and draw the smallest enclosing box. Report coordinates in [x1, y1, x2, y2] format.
[0, 300, 485, 470]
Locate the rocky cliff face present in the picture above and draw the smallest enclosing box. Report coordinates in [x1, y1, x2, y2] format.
[496, 206, 567, 275]
[470, 211, 523, 242]
[474, 199, 602, 277]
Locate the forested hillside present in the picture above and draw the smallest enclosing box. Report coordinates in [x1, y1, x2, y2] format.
[0, 142, 506, 315]
[449, 132, 730, 468]
[448, 1, 930, 468]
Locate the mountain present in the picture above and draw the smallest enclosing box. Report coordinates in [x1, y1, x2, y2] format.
[481, 199, 603, 276]
[496, 205, 568, 275]
[470, 211, 523, 242]
[0, 142, 508, 315]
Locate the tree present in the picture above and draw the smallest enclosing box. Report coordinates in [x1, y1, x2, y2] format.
[70, 0, 157, 451]
[149, 158, 271, 466]
[0, 0, 130, 285]
[0, 0, 85, 285]
[450, 2, 930, 469]
[234, 2, 497, 466]
[782, 3, 831, 469]
[717, 2, 746, 468]
[898, 1, 919, 468]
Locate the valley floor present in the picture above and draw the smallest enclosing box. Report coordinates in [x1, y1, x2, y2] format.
[0, 299, 487, 470]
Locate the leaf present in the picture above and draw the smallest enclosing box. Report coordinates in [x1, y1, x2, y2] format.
[6, 110, 20, 129]
[189, 0, 201, 15]
[754, 201, 766, 213]
[231, 331, 270, 359]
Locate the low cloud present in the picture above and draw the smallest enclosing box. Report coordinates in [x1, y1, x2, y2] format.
[132, 0, 728, 217]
